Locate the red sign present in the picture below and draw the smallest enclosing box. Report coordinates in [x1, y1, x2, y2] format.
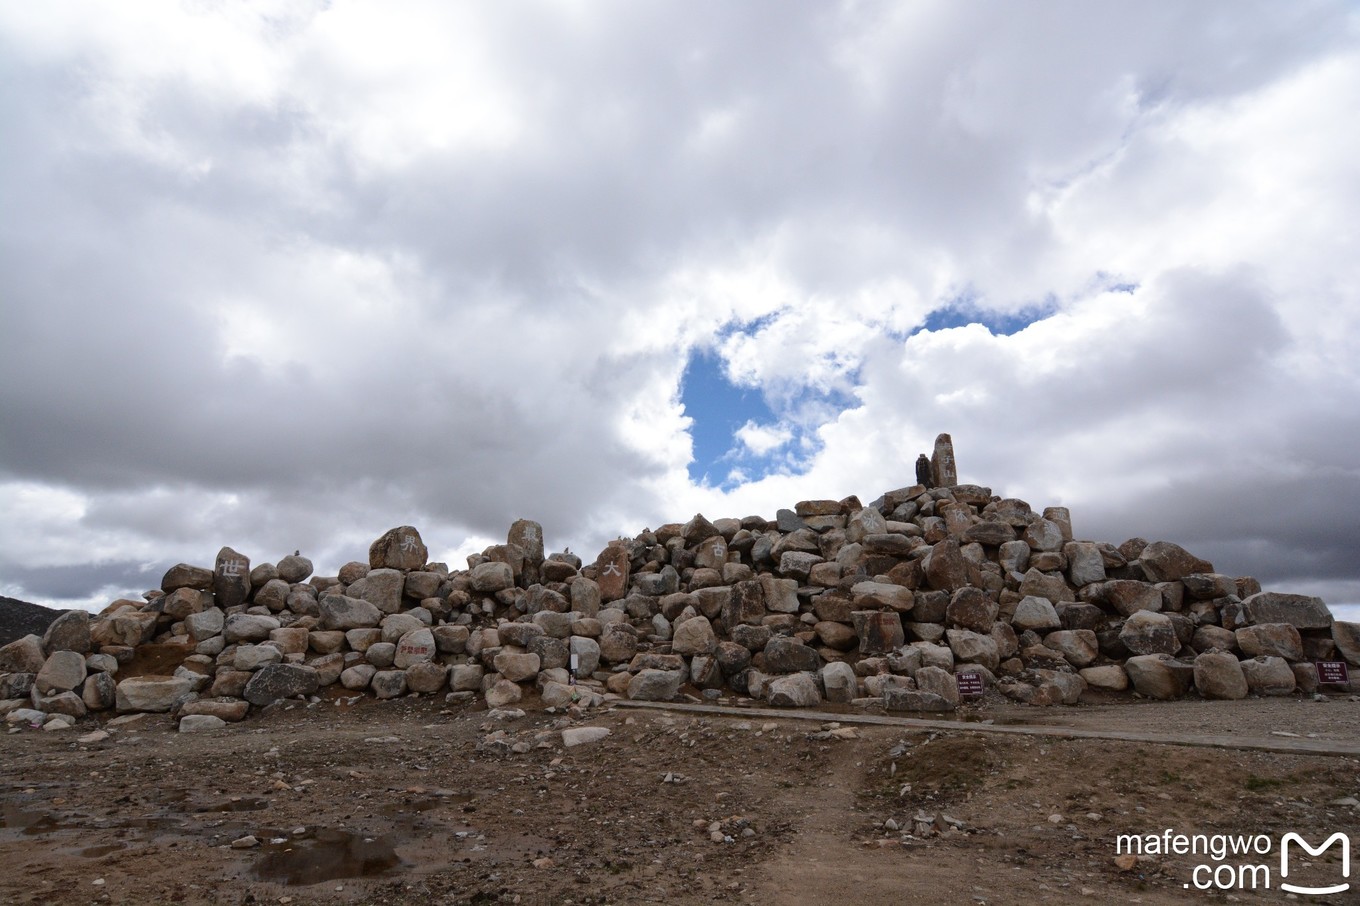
[1316, 661, 1350, 685]
[956, 673, 984, 697]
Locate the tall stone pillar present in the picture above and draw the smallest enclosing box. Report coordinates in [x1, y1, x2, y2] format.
[931, 433, 958, 488]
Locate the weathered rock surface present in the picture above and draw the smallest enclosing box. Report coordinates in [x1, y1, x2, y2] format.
[243, 664, 319, 707]
[369, 526, 428, 571]
[1193, 650, 1248, 700]
[766, 672, 821, 707]
[1240, 592, 1332, 630]
[116, 676, 193, 713]
[1234, 624, 1304, 661]
[1119, 611, 1178, 657]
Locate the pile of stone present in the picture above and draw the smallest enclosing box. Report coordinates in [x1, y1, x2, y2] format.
[3, 435, 1357, 731]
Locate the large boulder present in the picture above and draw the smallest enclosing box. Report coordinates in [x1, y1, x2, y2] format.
[1043, 629, 1099, 668]
[115, 676, 194, 712]
[1119, 610, 1179, 656]
[406, 661, 448, 694]
[42, 610, 91, 655]
[724, 580, 766, 627]
[213, 546, 252, 611]
[371, 669, 409, 699]
[341, 664, 376, 690]
[318, 594, 382, 631]
[470, 561, 515, 593]
[1095, 580, 1163, 616]
[763, 637, 820, 673]
[884, 688, 955, 712]
[945, 629, 1000, 671]
[1137, 541, 1212, 583]
[35, 650, 87, 695]
[81, 672, 117, 711]
[594, 544, 631, 602]
[382, 612, 429, 644]
[626, 668, 682, 701]
[946, 587, 998, 633]
[234, 644, 282, 671]
[1239, 592, 1332, 630]
[671, 616, 717, 656]
[1079, 664, 1129, 691]
[1334, 621, 1360, 666]
[1240, 656, 1296, 695]
[394, 628, 437, 668]
[1065, 542, 1107, 588]
[243, 664, 320, 707]
[369, 526, 428, 571]
[851, 611, 905, 655]
[1234, 624, 1304, 661]
[815, 621, 857, 651]
[184, 607, 225, 642]
[569, 636, 601, 677]
[1124, 654, 1191, 700]
[1191, 624, 1237, 654]
[161, 563, 214, 592]
[820, 662, 858, 703]
[850, 581, 914, 613]
[0, 634, 46, 674]
[597, 626, 638, 664]
[924, 540, 969, 591]
[1193, 650, 1248, 700]
[1018, 569, 1074, 603]
[1012, 596, 1061, 632]
[0, 672, 35, 699]
[91, 610, 158, 648]
[766, 672, 821, 708]
[914, 665, 961, 707]
[222, 613, 280, 645]
[276, 553, 314, 584]
[492, 651, 541, 683]
[355, 568, 404, 614]
[484, 678, 522, 707]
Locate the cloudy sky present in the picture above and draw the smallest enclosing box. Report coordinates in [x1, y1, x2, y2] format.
[2, 1, 1358, 620]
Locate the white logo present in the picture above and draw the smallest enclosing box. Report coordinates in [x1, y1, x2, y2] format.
[1280, 832, 1350, 896]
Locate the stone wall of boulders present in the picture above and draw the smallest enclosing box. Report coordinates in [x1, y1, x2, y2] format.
[4, 448, 1359, 732]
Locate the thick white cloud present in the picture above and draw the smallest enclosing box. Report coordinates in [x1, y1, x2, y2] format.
[0, 1, 1357, 620]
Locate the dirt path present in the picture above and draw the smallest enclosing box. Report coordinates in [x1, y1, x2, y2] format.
[615, 700, 1360, 757]
[3, 694, 1358, 905]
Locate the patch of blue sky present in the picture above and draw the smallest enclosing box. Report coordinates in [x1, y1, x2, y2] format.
[679, 349, 856, 489]
[1092, 272, 1141, 295]
[913, 292, 1059, 338]
[680, 350, 779, 487]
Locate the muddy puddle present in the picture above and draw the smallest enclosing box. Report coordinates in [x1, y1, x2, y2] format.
[194, 796, 270, 813]
[0, 803, 74, 835]
[254, 828, 403, 886]
[379, 790, 475, 818]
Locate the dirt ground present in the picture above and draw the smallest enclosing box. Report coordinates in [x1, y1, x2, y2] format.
[3, 691, 1359, 906]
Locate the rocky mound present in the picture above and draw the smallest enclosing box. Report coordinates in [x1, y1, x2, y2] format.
[0, 595, 66, 647]
[3, 435, 1357, 733]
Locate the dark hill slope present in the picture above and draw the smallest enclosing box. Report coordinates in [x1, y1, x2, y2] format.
[0, 595, 66, 646]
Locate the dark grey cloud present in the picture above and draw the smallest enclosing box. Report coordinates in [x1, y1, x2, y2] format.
[0, 2, 1357, 613]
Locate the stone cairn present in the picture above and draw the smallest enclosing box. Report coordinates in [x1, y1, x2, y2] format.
[4, 435, 1358, 733]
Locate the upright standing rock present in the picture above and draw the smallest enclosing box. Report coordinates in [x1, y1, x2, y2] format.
[508, 519, 545, 587]
[931, 433, 958, 488]
[915, 454, 933, 488]
[369, 526, 428, 571]
[594, 543, 630, 603]
[42, 610, 91, 655]
[214, 547, 252, 611]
